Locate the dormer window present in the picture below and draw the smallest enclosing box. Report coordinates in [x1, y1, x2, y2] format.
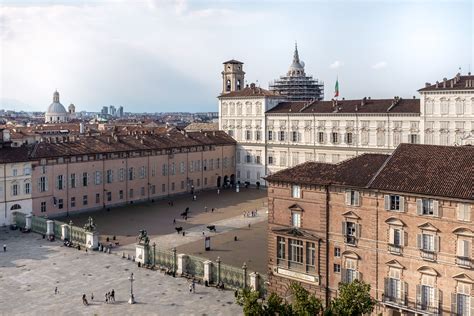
[291, 212, 301, 228]
[292, 185, 301, 198]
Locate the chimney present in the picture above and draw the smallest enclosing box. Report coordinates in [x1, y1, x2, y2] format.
[443, 78, 447, 88]
[425, 82, 431, 87]
[435, 81, 439, 88]
[250, 83, 256, 89]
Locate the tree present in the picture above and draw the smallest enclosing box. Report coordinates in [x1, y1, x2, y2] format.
[289, 282, 323, 316]
[327, 280, 376, 316]
[235, 288, 264, 315]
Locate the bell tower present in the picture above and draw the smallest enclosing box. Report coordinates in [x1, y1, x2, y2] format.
[222, 60, 245, 93]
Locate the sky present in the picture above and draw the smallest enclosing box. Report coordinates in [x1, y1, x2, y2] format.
[0, 0, 473, 113]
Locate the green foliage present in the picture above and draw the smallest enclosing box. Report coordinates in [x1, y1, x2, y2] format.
[236, 279, 376, 316]
[327, 280, 376, 316]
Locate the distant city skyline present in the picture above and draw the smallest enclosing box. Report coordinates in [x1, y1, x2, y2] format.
[1, 0, 472, 112]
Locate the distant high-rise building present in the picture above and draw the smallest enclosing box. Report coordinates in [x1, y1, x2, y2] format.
[101, 106, 108, 115]
[269, 43, 324, 101]
[109, 105, 116, 116]
[118, 106, 124, 117]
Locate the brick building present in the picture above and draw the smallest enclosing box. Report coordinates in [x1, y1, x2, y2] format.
[0, 128, 236, 221]
[266, 144, 473, 315]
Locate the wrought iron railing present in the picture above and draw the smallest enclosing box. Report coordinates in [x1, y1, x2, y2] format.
[186, 255, 205, 278]
[220, 262, 246, 289]
[456, 256, 472, 268]
[31, 216, 47, 235]
[154, 248, 175, 271]
[54, 220, 65, 239]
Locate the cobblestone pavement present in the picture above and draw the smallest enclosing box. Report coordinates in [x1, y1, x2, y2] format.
[0, 228, 243, 316]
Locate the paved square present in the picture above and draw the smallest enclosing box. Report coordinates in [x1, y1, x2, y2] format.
[0, 228, 243, 315]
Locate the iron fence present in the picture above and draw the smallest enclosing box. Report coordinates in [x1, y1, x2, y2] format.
[220, 262, 246, 289]
[154, 248, 175, 271]
[31, 216, 47, 235]
[186, 255, 205, 278]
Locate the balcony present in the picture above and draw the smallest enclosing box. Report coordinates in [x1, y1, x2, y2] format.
[420, 249, 437, 261]
[456, 256, 473, 269]
[388, 244, 403, 255]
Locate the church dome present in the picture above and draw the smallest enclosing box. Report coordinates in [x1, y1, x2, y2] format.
[287, 43, 306, 77]
[46, 91, 67, 114]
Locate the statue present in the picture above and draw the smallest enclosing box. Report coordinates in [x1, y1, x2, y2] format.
[83, 217, 96, 232]
[137, 229, 150, 246]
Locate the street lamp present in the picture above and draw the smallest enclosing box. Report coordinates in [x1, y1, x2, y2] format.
[128, 272, 135, 304]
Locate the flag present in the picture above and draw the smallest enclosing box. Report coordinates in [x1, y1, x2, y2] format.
[334, 78, 339, 98]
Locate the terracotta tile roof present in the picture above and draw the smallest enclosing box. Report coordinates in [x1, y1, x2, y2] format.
[219, 85, 281, 98]
[418, 74, 474, 92]
[267, 144, 474, 200]
[0, 130, 234, 162]
[184, 122, 219, 132]
[266, 98, 420, 114]
[266, 154, 389, 187]
[369, 144, 474, 200]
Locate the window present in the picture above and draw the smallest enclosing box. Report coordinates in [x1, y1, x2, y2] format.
[331, 132, 339, 144]
[457, 239, 471, 259]
[288, 239, 304, 268]
[83, 195, 88, 206]
[24, 167, 31, 175]
[255, 131, 261, 141]
[129, 167, 135, 180]
[24, 183, 30, 194]
[58, 199, 63, 209]
[94, 171, 102, 185]
[268, 130, 273, 141]
[417, 233, 439, 253]
[279, 131, 285, 141]
[377, 131, 385, 146]
[172, 182, 175, 191]
[70, 173, 76, 188]
[181, 181, 185, 190]
[268, 155, 274, 165]
[334, 247, 341, 257]
[334, 264, 341, 273]
[292, 185, 301, 198]
[141, 187, 145, 196]
[57, 175, 64, 190]
[346, 190, 360, 206]
[246, 154, 251, 163]
[457, 203, 471, 222]
[416, 199, 439, 216]
[318, 132, 325, 143]
[139, 166, 146, 178]
[12, 169, 17, 176]
[12, 184, 18, 196]
[291, 212, 301, 228]
[39, 176, 47, 192]
[345, 132, 353, 144]
[342, 221, 359, 245]
[95, 193, 100, 204]
[453, 283, 471, 315]
[306, 242, 316, 272]
[291, 131, 299, 142]
[342, 259, 358, 283]
[417, 283, 438, 311]
[277, 237, 285, 265]
[82, 172, 88, 187]
[70, 197, 76, 208]
[119, 190, 124, 200]
[409, 134, 419, 144]
[119, 168, 125, 181]
[107, 192, 112, 202]
[162, 184, 166, 193]
[129, 189, 134, 198]
[385, 195, 404, 212]
[106, 170, 113, 183]
[245, 130, 251, 141]
[41, 201, 46, 213]
[385, 269, 404, 303]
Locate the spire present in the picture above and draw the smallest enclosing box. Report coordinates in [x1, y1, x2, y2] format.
[53, 90, 60, 103]
[293, 42, 300, 64]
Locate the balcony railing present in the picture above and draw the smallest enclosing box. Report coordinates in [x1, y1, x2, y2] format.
[420, 249, 437, 261]
[388, 244, 403, 255]
[456, 256, 473, 268]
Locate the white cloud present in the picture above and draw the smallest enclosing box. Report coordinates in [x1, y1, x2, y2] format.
[372, 61, 387, 69]
[329, 60, 343, 69]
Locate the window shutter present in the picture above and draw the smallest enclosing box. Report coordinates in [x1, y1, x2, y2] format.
[345, 191, 351, 206]
[354, 191, 360, 206]
[389, 228, 395, 244]
[466, 204, 471, 221]
[457, 239, 463, 256]
[403, 231, 408, 246]
[451, 293, 458, 315]
[464, 240, 471, 258]
[417, 233, 422, 249]
[45, 179, 48, 191]
[470, 296, 474, 316]
[341, 268, 347, 283]
[434, 289, 440, 308]
[433, 200, 439, 217]
[416, 284, 422, 308]
[399, 196, 405, 212]
[402, 282, 408, 302]
[416, 199, 423, 215]
[356, 224, 361, 238]
[37, 179, 41, 192]
[434, 235, 440, 252]
[342, 222, 347, 236]
[384, 195, 390, 210]
[384, 278, 389, 297]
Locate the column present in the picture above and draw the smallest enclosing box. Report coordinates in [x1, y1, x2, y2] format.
[25, 214, 32, 230]
[204, 260, 213, 283]
[177, 254, 188, 275]
[46, 220, 54, 236]
[61, 224, 69, 240]
[250, 272, 259, 292]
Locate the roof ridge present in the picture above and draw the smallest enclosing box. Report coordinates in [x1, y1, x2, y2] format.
[365, 146, 399, 188]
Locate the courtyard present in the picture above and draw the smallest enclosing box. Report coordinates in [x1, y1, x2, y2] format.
[56, 188, 268, 274]
[0, 228, 243, 315]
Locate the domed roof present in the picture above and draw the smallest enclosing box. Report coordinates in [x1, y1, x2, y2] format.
[46, 91, 67, 114]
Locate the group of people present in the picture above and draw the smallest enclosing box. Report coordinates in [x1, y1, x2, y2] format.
[243, 210, 258, 218]
[80, 290, 114, 306]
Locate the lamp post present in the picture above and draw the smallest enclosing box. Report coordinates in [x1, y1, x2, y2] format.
[128, 272, 135, 304]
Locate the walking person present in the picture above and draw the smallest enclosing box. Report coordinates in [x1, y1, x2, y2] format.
[192, 278, 196, 293]
[111, 289, 115, 302]
[54, 287, 58, 295]
[173, 218, 176, 225]
[82, 294, 88, 305]
[91, 293, 94, 301]
[217, 189, 220, 195]
[3, 244, 6, 252]
[105, 292, 109, 304]
[189, 282, 193, 293]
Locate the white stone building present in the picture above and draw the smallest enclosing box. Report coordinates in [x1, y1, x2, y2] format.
[218, 55, 474, 186]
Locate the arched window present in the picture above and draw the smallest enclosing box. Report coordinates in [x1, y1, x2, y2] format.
[226, 79, 231, 92]
[10, 204, 21, 210]
[237, 80, 241, 90]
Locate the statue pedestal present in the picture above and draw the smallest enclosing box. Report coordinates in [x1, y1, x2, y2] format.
[86, 231, 99, 250]
[135, 244, 149, 264]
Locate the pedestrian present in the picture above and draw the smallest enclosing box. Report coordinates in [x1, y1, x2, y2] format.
[82, 294, 88, 305]
[173, 218, 176, 225]
[111, 289, 115, 302]
[193, 195, 197, 201]
[211, 208, 214, 213]
[217, 189, 220, 195]
[192, 278, 196, 293]
[91, 293, 94, 301]
[202, 231, 205, 236]
[3, 244, 6, 252]
[105, 292, 108, 304]
[54, 287, 58, 295]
